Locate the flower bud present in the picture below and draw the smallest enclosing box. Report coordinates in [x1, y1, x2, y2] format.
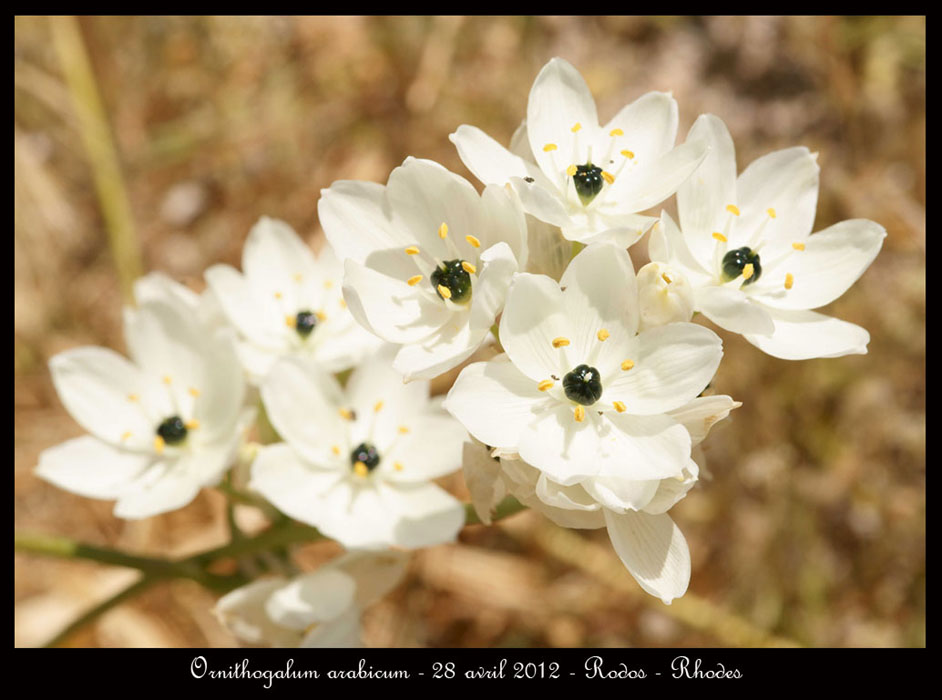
[636, 261, 695, 330]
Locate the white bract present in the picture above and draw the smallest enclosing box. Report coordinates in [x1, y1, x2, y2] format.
[444, 242, 723, 487]
[214, 550, 409, 648]
[36, 299, 249, 519]
[450, 57, 709, 246]
[251, 346, 468, 550]
[205, 216, 381, 383]
[650, 114, 887, 360]
[318, 157, 528, 382]
[465, 395, 739, 603]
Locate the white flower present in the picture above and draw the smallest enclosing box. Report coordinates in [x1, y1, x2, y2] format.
[636, 261, 696, 331]
[250, 346, 468, 550]
[204, 216, 382, 383]
[214, 550, 409, 648]
[317, 157, 528, 382]
[36, 299, 249, 519]
[450, 57, 709, 246]
[650, 114, 887, 360]
[466, 395, 739, 603]
[133, 271, 227, 330]
[443, 242, 723, 487]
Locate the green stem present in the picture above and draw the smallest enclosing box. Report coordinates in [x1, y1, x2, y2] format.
[463, 495, 526, 526]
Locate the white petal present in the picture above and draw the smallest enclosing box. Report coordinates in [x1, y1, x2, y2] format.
[743, 307, 871, 360]
[318, 180, 403, 264]
[667, 395, 741, 446]
[510, 177, 573, 228]
[644, 459, 700, 514]
[260, 359, 347, 465]
[36, 436, 151, 500]
[676, 114, 738, 264]
[527, 58, 599, 180]
[443, 357, 546, 451]
[602, 91, 678, 165]
[392, 322, 480, 383]
[481, 186, 529, 266]
[379, 480, 466, 549]
[133, 272, 200, 310]
[525, 215, 571, 280]
[309, 315, 385, 374]
[604, 509, 691, 604]
[582, 474, 660, 513]
[264, 569, 356, 631]
[753, 219, 886, 311]
[649, 211, 712, 281]
[204, 263, 285, 348]
[383, 413, 467, 483]
[330, 550, 411, 608]
[609, 138, 710, 213]
[190, 329, 245, 445]
[602, 323, 723, 414]
[597, 412, 690, 481]
[696, 285, 775, 336]
[213, 578, 298, 647]
[250, 443, 345, 527]
[469, 241, 519, 332]
[242, 217, 319, 303]
[518, 403, 602, 484]
[499, 273, 572, 381]
[449, 124, 539, 185]
[300, 606, 362, 648]
[461, 440, 507, 525]
[113, 458, 203, 519]
[502, 459, 605, 529]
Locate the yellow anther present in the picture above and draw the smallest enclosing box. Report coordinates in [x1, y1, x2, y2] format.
[661, 273, 673, 284]
[609, 128, 624, 137]
[538, 380, 554, 392]
[613, 401, 627, 413]
[154, 436, 166, 454]
[405, 246, 420, 255]
[552, 337, 570, 348]
[574, 405, 585, 422]
[784, 273, 794, 290]
[767, 208, 777, 219]
[465, 235, 481, 248]
[331, 445, 340, 455]
[597, 328, 610, 341]
[353, 461, 368, 478]
[394, 462, 404, 472]
[315, 310, 327, 321]
[324, 280, 334, 289]
[726, 204, 741, 216]
[571, 122, 582, 133]
[543, 143, 558, 152]
[792, 242, 806, 251]
[293, 273, 303, 282]
[438, 222, 448, 239]
[127, 394, 139, 402]
[621, 149, 635, 159]
[274, 291, 283, 299]
[339, 408, 354, 420]
[621, 359, 635, 371]
[339, 298, 347, 309]
[188, 387, 200, 397]
[374, 400, 384, 413]
[398, 426, 410, 434]
[712, 232, 728, 242]
[162, 375, 172, 385]
[437, 284, 452, 299]
[185, 419, 200, 430]
[461, 261, 477, 275]
[601, 171, 615, 185]
[285, 315, 296, 328]
[742, 263, 755, 280]
[566, 164, 578, 177]
[407, 275, 423, 286]
[121, 431, 132, 441]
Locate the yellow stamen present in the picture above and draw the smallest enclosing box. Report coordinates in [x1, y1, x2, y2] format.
[601, 171, 615, 185]
[792, 242, 806, 251]
[742, 263, 755, 281]
[784, 273, 794, 290]
[712, 232, 727, 242]
[621, 149, 635, 159]
[767, 208, 777, 219]
[339, 408, 354, 420]
[609, 128, 624, 137]
[339, 298, 347, 309]
[121, 431, 132, 441]
[461, 261, 477, 274]
[188, 387, 200, 397]
[543, 143, 558, 152]
[437, 284, 452, 299]
[661, 273, 673, 284]
[154, 436, 165, 454]
[405, 246, 420, 255]
[613, 401, 627, 413]
[621, 359, 635, 371]
[438, 222, 448, 239]
[394, 462, 404, 472]
[353, 461, 368, 478]
[597, 328, 610, 341]
[574, 405, 585, 422]
[571, 122, 582, 133]
[324, 280, 334, 289]
[407, 275, 423, 286]
[566, 164, 577, 177]
[127, 394, 139, 402]
[331, 445, 340, 455]
[162, 375, 172, 385]
[274, 291, 282, 299]
[538, 380, 554, 392]
[726, 204, 740, 216]
[315, 310, 327, 321]
[285, 315, 296, 328]
[552, 337, 570, 348]
[374, 400, 384, 413]
[293, 273, 303, 282]
[465, 234, 481, 248]
[185, 419, 200, 430]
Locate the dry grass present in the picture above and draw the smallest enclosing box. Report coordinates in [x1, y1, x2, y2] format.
[14, 16, 925, 648]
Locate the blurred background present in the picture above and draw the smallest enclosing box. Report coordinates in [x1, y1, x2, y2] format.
[14, 16, 925, 648]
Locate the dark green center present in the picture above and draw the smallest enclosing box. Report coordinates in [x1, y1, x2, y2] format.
[156, 416, 188, 445]
[563, 364, 603, 406]
[573, 163, 604, 205]
[295, 310, 318, 338]
[430, 259, 472, 303]
[721, 247, 762, 285]
[350, 442, 381, 471]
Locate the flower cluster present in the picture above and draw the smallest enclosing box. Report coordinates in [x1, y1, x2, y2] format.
[34, 57, 883, 644]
